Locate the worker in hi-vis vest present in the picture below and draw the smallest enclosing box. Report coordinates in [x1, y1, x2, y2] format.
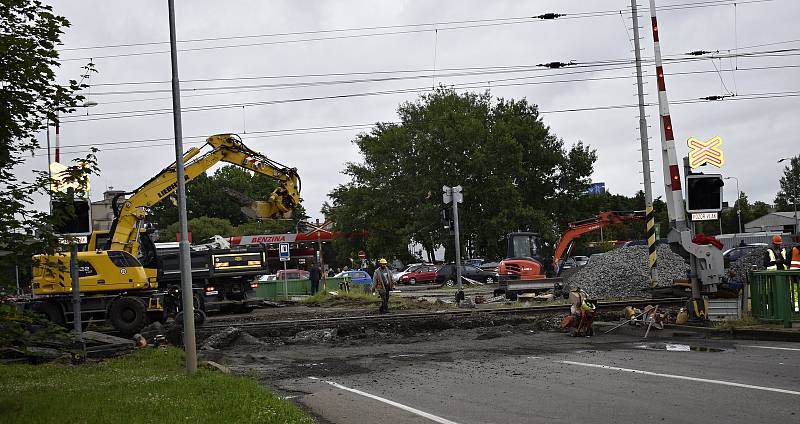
[764, 235, 788, 270]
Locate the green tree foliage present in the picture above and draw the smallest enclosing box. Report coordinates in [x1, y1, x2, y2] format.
[1, 1, 98, 291]
[165, 217, 235, 243]
[326, 88, 596, 261]
[774, 155, 800, 211]
[149, 165, 306, 238]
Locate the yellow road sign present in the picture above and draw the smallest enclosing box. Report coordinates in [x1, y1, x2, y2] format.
[49, 162, 90, 193]
[687, 136, 724, 168]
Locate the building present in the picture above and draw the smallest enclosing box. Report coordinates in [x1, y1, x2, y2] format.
[744, 211, 799, 234]
[91, 190, 126, 231]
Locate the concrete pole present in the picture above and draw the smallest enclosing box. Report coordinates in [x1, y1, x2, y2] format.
[168, 0, 197, 375]
[15, 263, 20, 295]
[70, 243, 81, 335]
[631, 0, 658, 287]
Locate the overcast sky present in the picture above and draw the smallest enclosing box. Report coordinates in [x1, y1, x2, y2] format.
[21, 0, 800, 225]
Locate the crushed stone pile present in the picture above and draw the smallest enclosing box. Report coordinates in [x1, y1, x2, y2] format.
[566, 245, 689, 298]
[727, 247, 767, 283]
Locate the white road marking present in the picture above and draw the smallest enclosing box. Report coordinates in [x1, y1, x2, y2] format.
[744, 345, 800, 352]
[310, 377, 462, 424]
[558, 360, 800, 396]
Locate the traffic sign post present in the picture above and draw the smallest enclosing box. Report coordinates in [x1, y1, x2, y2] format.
[279, 243, 290, 299]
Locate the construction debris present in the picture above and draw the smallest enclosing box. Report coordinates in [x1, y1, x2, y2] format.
[566, 245, 689, 298]
[290, 328, 337, 344]
[201, 327, 241, 350]
[727, 247, 767, 283]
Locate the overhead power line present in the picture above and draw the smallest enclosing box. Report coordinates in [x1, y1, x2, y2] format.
[60, 50, 800, 123]
[43, 88, 800, 158]
[58, 0, 778, 61]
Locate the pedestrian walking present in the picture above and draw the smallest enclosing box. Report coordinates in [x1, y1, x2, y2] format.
[372, 258, 394, 314]
[309, 262, 322, 294]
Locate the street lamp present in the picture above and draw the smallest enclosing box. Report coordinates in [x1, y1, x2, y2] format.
[778, 157, 799, 235]
[724, 176, 742, 233]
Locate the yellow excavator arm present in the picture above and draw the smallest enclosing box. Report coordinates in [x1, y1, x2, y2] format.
[108, 133, 301, 254]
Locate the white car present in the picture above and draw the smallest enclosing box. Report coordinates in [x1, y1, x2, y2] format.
[257, 274, 278, 282]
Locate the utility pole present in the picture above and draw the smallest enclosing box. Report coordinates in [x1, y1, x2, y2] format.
[443, 185, 464, 302]
[168, 0, 197, 375]
[724, 176, 742, 233]
[631, 0, 658, 287]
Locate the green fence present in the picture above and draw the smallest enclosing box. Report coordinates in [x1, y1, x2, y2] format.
[749, 270, 800, 328]
[256, 277, 351, 300]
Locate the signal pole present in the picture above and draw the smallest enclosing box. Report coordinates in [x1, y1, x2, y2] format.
[443, 185, 464, 302]
[631, 1, 658, 287]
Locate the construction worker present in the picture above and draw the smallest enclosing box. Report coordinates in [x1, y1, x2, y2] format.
[309, 262, 322, 294]
[372, 258, 394, 314]
[764, 235, 788, 270]
[790, 242, 800, 270]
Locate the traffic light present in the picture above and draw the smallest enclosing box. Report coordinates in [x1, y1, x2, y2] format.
[51, 198, 92, 236]
[686, 174, 724, 213]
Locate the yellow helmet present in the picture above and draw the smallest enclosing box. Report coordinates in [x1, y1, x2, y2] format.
[378, 258, 388, 265]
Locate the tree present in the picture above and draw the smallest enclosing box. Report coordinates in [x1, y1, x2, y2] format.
[326, 88, 596, 261]
[165, 217, 234, 243]
[1, 1, 98, 291]
[150, 165, 305, 238]
[774, 155, 800, 212]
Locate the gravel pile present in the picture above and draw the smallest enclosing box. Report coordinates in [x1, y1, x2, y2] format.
[566, 245, 689, 298]
[727, 247, 767, 283]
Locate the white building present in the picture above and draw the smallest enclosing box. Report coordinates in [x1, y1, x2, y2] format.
[744, 211, 799, 234]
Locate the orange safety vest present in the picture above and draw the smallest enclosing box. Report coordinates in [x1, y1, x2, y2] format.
[791, 247, 800, 270]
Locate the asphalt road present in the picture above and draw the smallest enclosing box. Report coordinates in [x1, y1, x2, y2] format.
[277, 332, 799, 423]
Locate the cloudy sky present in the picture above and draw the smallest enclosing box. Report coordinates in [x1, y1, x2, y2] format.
[23, 0, 800, 223]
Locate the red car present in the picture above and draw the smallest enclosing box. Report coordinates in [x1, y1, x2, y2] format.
[399, 264, 440, 285]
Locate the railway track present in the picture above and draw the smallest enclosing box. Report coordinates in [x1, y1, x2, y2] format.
[198, 297, 686, 336]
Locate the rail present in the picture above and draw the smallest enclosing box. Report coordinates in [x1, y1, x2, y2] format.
[750, 270, 800, 328]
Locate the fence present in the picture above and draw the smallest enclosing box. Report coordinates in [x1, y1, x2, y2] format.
[749, 270, 800, 328]
[255, 276, 351, 300]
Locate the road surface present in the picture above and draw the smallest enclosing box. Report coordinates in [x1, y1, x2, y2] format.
[274, 331, 799, 423]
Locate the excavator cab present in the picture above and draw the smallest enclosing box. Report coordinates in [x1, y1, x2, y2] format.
[499, 232, 549, 280]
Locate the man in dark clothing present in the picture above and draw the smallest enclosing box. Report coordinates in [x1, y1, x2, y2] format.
[309, 263, 322, 294]
[372, 258, 394, 313]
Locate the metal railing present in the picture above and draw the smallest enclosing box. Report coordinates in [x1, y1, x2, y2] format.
[750, 270, 800, 328]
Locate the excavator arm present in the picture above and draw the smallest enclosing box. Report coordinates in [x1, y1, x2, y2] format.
[552, 211, 645, 272]
[108, 133, 300, 254]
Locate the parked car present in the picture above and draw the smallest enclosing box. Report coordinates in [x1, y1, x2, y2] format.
[257, 274, 277, 283]
[723, 244, 767, 268]
[399, 264, 440, 285]
[463, 258, 484, 268]
[573, 256, 589, 267]
[334, 270, 373, 286]
[393, 263, 424, 280]
[623, 238, 668, 247]
[276, 269, 310, 280]
[435, 264, 497, 286]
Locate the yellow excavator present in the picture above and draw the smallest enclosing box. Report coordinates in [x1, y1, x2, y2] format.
[29, 133, 301, 333]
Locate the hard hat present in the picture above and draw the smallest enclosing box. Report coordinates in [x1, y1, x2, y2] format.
[378, 258, 388, 265]
[772, 235, 783, 244]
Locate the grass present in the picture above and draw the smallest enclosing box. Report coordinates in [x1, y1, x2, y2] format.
[0, 347, 314, 424]
[713, 314, 762, 331]
[300, 290, 456, 310]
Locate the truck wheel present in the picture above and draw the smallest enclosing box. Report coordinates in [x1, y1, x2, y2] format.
[32, 301, 65, 326]
[109, 297, 147, 335]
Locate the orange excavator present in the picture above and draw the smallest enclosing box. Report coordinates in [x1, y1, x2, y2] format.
[495, 211, 645, 299]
